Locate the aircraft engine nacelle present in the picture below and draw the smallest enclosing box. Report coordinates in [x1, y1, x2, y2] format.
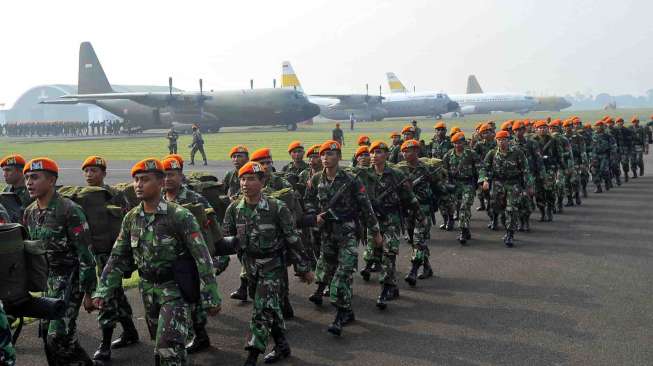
[155, 109, 175, 126]
[460, 105, 476, 114]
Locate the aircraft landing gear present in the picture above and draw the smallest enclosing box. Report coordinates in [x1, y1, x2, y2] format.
[287, 123, 297, 131]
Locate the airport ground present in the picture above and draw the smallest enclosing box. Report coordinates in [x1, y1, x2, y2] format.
[8, 154, 653, 366]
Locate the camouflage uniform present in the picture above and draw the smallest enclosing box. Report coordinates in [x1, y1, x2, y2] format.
[332, 127, 344, 146]
[579, 127, 594, 196]
[223, 195, 310, 353]
[630, 123, 649, 176]
[388, 141, 403, 164]
[442, 147, 480, 239]
[223, 168, 241, 198]
[2, 184, 33, 222]
[190, 130, 207, 165]
[511, 134, 543, 228]
[166, 130, 179, 154]
[617, 125, 634, 181]
[591, 128, 613, 192]
[304, 168, 380, 310]
[24, 193, 97, 364]
[479, 146, 531, 245]
[429, 135, 453, 159]
[0, 301, 16, 366]
[474, 139, 497, 216]
[606, 126, 623, 185]
[281, 160, 309, 191]
[564, 130, 587, 204]
[95, 200, 221, 365]
[551, 130, 574, 211]
[532, 133, 564, 220]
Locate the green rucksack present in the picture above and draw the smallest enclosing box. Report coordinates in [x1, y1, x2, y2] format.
[180, 203, 223, 257]
[266, 187, 304, 226]
[58, 186, 124, 254]
[187, 180, 230, 224]
[112, 182, 139, 208]
[0, 192, 23, 223]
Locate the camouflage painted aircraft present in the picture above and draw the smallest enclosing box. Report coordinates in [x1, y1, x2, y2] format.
[41, 42, 320, 131]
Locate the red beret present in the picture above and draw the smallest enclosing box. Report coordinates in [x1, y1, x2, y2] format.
[0, 154, 26, 168]
[229, 145, 249, 157]
[400, 139, 420, 152]
[238, 161, 264, 177]
[251, 148, 272, 162]
[81, 155, 107, 170]
[319, 140, 341, 155]
[24, 157, 59, 176]
[130, 158, 164, 177]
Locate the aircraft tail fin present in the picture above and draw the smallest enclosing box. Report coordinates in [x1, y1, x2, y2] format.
[78, 42, 113, 94]
[466, 75, 483, 94]
[281, 61, 303, 92]
[386, 72, 407, 93]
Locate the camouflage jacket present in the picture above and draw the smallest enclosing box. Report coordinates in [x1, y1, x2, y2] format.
[388, 142, 403, 164]
[533, 134, 564, 170]
[166, 130, 179, 143]
[281, 160, 309, 176]
[442, 148, 480, 183]
[296, 166, 321, 198]
[591, 131, 613, 158]
[429, 136, 453, 159]
[265, 172, 292, 191]
[512, 136, 545, 177]
[473, 139, 497, 164]
[23, 192, 97, 293]
[304, 167, 380, 235]
[394, 160, 437, 205]
[191, 131, 204, 147]
[223, 168, 241, 198]
[552, 132, 573, 168]
[564, 132, 588, 165]
[480, 147, 532, 187]
[223, 195, 310, 274]
[630, 125, 649, 147]
[95, 200, 221, 309]
[370, 165, 423, 219]
[2, 184, 33, 213]
[332, 128, 344, 144]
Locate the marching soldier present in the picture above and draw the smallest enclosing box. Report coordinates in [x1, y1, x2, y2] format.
[332, 123, 344, 146]
[630, 117, 649, 177]
[351, 135, 371, 167]
[473, 124, 496, 213]
[223, 161, 314, 366]
[512, 121, 544, 231]
[166, 128, 179, 155]
[92, 158, 221, 366]
[590, 121, 613, 193]
[429, 121, 453, 159]
[1, 154, 33, 221]
[532, 120, 564, 221]
[23, 158, 98, 365]
[224, 145, 250, 198]
[388, 131, 403, 164]
[281, 141, 309, 176]
[189, 125, 208, 166]
[616, 118, 634, 182]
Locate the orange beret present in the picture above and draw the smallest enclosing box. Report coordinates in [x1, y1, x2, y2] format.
[451, 132, 465, 143]
[229, 145, 249, 157]
[162, 157, 183, 171]
[401, 125, 416, 134]
[562, 120, 573, 127]
[602, 115, 611, 121]
[572, 117, 581, 123]
[23, 157, 59, 176]
[495, 130, 510, 139]
[512, 121, 524, 130]
[523, 120, 531, 126]
[369, 141, 388, 152]
[389, 131, 401, 138]
[287, 141, 303, 153]
[163, 154, 184, 168]
[319, 140, 341, 155]
[615, 117, 624, 123]
[475, 122, 483, 130]
[130, 158, 164, 177]
[357, 135, 371, 146]
[355, 146, 370, 158]
[550, 119, 562, 127]
[305, 144, 321, 157]
[434, 121, 446, 129]
[81, 156, 107, 170]
[238, 161, 264, 177]
[400, 139, 420, 152]
[584, 123, 592, 129]
[500, 121, 512, 131]
[594, 120, 605, 127]
[479, 123, 492, 132]
[534, 120, 548, 128]
[449, 127, 461, 136]
[0, 154, 26, 168]
[605, 118, 615, 124]
[631, 116, 640, 123]
[250, 148, 272, 162]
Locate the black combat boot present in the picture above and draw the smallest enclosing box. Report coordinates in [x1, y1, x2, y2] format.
[476, 199, 486, 211]
[308, 283, 326, 306]
[282, 296, 294, 319]
[244, 349, 261, 366]
[386, 285, 400, 301]
[605, 178, 612, 191]
[370, 261, 382, 272]
[565, 194, 574, 207]
[503, 230, 514, 248]
[487, 213, 498, 230]
[445, 215, 455, 231]
[418, 258, 434, 279]
[640, 166, 644, 176]
[439, 214, 449, 230]
[457, 228, 468, 245]
[616, 174, 621, 186]
[624, 170, 629, 182]
[263, 329, 291, 364]
[582, 183, 588, 197]
[327, 308, 345, 336]
[404, 261, 419, 287]
[376, 285, 391, 310]
[522, 216, 530, 232]
[594, 183, 603, 193]
[111, 318, 139, 349]
[633, 169, 638, 178]
[360, 262, 373, 281]
[230, 278, 249, 301]
[539, 207, 546, 222]
[546, 205, 554, 222]
[575, 191, 581, 205]
[94, 327, 113, 361]
[186, 326, 210, 354]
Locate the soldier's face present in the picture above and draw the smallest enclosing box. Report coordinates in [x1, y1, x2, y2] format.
[133, 173, 163, 200]
[537, 127, 548, 136]
[164, 170, 183, 192]
[516, 128, 525, 138]
[454, 141, 465, 152]
[402, 147, 419, 162]
[25, 171, 56, 199]
[232, 153, 248, 169]
[2, 166, 22, 185]
[497, 138, 509, 150]
[403, 133, 414, 141]
[392, 136, 401, 144]
[320, 150, 340, 168]
[257, 159, 274, 175]
[308, 154, 321, 169]
[370, 150, 386, 166]
[83, 166, 106, 187]
[240, 174, 263, 197]
[358, 153, 372, 167]
[436, 129, 446, 137]
[482, 131, 492, 140]
[290, 148, 304, 162]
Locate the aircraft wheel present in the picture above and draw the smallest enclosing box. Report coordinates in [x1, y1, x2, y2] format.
[287, 123, 297, 131]
[435, 114, 442, 120]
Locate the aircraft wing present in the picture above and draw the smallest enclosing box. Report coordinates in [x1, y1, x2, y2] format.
[311, 94, 384, 105]
[50, 92, 207, 108]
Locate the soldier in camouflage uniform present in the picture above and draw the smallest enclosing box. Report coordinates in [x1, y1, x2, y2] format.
[22, 158, 98, 365]
[224, 145, 249, 198]
[579, 122, 594, 197]
[605, 118, 623, 186]
[590, 121, 613, 193]
[331, 123, 344, 146]
[479, 131, 532, 247]
[166, 128, 179, 155]
[223, 161, 314, 365]
[0, 301, 16, 366]
[281, 141, 309, 186]
[395, 139, 440, 285]
[429, 122, 453, 159]
[388, 131, 403, 164]
[548, 120, 573, 213]
[189, 125, 208, 166]
[161, 156, 224, 354]
[615, 118, 634, 182]
[532, 121, 564, 221]
[304, 140, 382, 336]
[93, 158, 221, 366]
[1, 154, 34, 222]
[630, 117, 649, 177]
[81, 156, 140, 362]
[442, 132, 481, 244]
[473, 124, 497, 216]
[350, 136, 372, 167]
[562, 121, 587, 206]
[297, 145, 323, 269]
[511, 121, 543, 231]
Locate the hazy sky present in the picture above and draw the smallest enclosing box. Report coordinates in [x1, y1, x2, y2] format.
[1, 0, 652, 107]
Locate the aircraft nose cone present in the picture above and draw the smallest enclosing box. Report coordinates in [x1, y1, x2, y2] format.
[447, 101, 460, 112]
[561, 98, 572, 109]
[304, 102, 321, 118]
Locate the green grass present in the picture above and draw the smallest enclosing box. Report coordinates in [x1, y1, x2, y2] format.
[2, 109, 652, 161]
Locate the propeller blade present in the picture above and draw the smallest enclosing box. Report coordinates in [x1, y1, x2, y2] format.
[199, 78, 203, 96]
[250, 79, 254, 89]
[168, 77, 173, 96]
[273, 78, 277, 88]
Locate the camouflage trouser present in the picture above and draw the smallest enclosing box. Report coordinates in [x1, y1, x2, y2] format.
[632, 146, 645, 172]
[536, 169, 556, 209]
[621, 149, 632, 173]
[168, 143, 178, 155]
[0, 301, 16, 366]
[579, 164, 590, 188]
[410, 204, 431, 266]
[139, 280, 191, 366]
[478, 188, 490, 214]
[190, 145, 207, 163]
[94, 253, 134, 330]
[378, 213, 402, 286]
[555, 168, 567, 199]
[303, 228, 321, 270]
[315, 220, 358, 309]
[439, 192, 456, 217]
[591, 156, 611, 184]
[245, 264, 285, 353]
[362, 230, 381, 267]
[562, 168, 578, 197]
[489, 181, 523, 231]
[610, 151, 621, 179]
[213, 255, 231, 276]
[452, 183, 475, 229]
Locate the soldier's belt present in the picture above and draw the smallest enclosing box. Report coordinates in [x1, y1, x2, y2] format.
[245, 248, 282, 259]
[139, 269, 174, 284]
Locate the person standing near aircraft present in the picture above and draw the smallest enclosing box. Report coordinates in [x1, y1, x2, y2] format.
[350, 113, 356, 131]
[166, 128, 179, 155]
[189, 125, 208, 166]
[332, 123, 344, 146]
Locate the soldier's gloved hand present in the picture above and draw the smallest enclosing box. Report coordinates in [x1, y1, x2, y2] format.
[482, 181, 490, 191]
[300, 271, 315, 284]
[91, 297, 104, 312]
[207, 305, 221, 316]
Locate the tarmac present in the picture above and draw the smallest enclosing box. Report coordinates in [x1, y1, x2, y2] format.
[12, 155, 653, 366]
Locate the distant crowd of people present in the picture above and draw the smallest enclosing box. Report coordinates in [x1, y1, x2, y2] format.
[0, 120, 130, 137]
